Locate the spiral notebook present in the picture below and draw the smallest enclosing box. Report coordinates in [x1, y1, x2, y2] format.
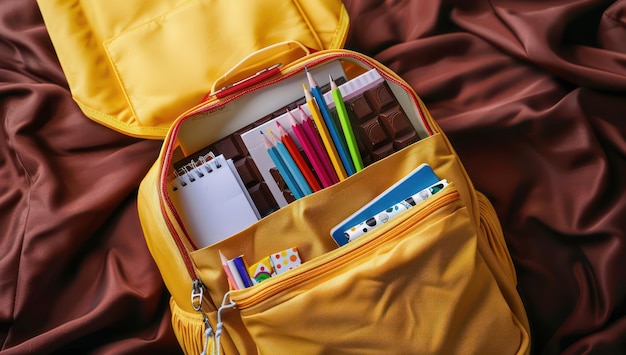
[168, 154, 261, 248]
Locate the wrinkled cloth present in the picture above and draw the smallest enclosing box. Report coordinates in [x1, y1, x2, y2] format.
[1, 0, 625, 354]
[0, 1, 180, 354]
[345, 1, 626, 354]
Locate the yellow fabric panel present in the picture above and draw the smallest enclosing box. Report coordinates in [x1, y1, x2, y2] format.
[36, 0, 348, 139]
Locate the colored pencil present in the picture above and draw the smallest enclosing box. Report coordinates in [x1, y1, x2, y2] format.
[302, 83, 347, 181]
[219, 250, 239, 290]
[299, 106, 339, 184]
[305, 67, 355, 176]
[330, 75, 363, 171]
[268, 129, 313, 196]
[278, 115, 321, 192]
[288, 110, 334, 188]
[261, 131, 303, 199]
[226, 257, 246, 290]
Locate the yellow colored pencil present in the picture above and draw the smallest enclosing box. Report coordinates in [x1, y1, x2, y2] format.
[302, 84, 347, 181]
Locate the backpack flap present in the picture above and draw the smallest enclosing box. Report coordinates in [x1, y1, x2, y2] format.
[36, 0, 349, 139]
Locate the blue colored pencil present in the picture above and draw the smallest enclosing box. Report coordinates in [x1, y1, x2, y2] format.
[261, 131, 303, 199]
[305, 67, 356, 176]
[268, 129, 313, 196]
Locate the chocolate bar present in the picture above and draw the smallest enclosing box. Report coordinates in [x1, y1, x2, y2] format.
[344, 81, 418, 166]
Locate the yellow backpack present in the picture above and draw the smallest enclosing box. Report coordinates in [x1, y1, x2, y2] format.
[37, 0, 530, 353]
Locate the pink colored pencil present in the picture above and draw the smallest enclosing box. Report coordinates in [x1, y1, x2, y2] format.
[276, 119, 321, 192]
[287, 110, 334, 188]
[298, 106, 339, 184]
[219, 250, 239, 290]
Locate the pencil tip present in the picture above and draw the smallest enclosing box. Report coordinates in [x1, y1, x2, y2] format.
[265, 129, 278, 145]
[302, 83, 312, 100]
[330, 76, 338, 90]
[306, 69, 316, 87]
[289, 112, 298, 125]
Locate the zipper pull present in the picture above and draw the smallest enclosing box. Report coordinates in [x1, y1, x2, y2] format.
[207, 63, 282, 100]
[191, 279, 215, 355]
[191, 279, 205, 312]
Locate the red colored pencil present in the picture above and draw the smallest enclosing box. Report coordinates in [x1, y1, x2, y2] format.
[276, 118, 321, 192]
[287, 110, 334, 188]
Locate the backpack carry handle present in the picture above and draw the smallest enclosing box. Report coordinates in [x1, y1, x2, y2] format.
[210, 41, 310, 98]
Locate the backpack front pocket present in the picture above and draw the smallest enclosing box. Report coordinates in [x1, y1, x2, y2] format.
[229, 183, 524, 354]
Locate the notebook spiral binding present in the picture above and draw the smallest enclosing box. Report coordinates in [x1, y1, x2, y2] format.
[169, 152, 217, 191]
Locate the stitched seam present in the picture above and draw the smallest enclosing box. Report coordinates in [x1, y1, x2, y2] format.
[330, 4, 349, 48]
[290, 0, 324, 49]
[101, 0, 200, 133]
[105, 0, 199, 44]
[74, 98, 168, 139]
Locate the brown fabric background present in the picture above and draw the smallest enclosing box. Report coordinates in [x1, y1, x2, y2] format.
[1, 0, 625, 354]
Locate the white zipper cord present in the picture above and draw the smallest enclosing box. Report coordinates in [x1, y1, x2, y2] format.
[212, 291, 237, 355]
[200, 316, 214, 355]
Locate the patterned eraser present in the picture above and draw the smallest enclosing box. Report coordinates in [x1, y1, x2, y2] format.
[248, 256, 276, 285]
[270, 247, 302, 275]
